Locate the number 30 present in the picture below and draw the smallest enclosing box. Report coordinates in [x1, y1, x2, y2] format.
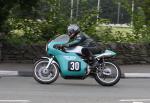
[70, 62, 80, 71]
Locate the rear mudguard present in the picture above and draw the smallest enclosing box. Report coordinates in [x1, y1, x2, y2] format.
[95, 50, 116, 59]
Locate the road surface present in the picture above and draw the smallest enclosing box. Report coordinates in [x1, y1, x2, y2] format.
[0, 77, 150, 103]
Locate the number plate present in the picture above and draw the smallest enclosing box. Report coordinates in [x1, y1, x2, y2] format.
[68, 61, 81, 71]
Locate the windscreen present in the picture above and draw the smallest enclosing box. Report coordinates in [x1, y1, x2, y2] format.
[53, 35, 70, 43]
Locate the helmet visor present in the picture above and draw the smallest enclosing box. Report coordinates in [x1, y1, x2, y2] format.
[68, 29, 75, 35]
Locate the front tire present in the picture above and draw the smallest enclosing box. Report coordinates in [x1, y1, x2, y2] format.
[94, 61, 121, 86]
[33, 59, 59, 84]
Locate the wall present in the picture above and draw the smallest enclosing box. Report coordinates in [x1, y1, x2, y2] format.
[1, 43, 150, 64]
[0, 43, 2, 62]
[106, 43, 150, 64]
[1, 43, 47, 63]
[0, 33, 3, 62]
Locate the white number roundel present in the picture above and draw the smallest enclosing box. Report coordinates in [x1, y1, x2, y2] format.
[69, 61, 80, 71]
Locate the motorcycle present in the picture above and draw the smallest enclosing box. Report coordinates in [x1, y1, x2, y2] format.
[33, 35, 121, 86]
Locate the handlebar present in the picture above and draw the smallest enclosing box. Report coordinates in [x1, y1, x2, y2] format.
[53, 44, 66, 52]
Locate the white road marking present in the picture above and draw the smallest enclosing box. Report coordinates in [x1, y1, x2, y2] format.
[0, 71, 18, 76]
[124, 73, 150, 78]
[0, 100, 30, 103]
[120, 99, 150, 102]
[133, 102, 143, 103]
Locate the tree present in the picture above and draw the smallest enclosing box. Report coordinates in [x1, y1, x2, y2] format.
[142, 0, 150, 25]
[0, 0, 39, 32]
[0, 0, 17, 32]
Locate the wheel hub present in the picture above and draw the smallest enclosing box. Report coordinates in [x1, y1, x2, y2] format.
[102, 68, 112, 76]
[42, 68, 49, 74]
[39, 67, 51, 77]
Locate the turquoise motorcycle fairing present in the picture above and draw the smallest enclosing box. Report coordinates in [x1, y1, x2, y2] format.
[47, 40, 88, 78]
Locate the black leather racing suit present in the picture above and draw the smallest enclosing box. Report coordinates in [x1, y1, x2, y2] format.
[64, 32, 101, 62]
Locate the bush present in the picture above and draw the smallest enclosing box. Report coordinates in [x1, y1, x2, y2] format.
[5, 17, 68, 44]
[95, 25, 150, 43]
[5, 18, 43, 44]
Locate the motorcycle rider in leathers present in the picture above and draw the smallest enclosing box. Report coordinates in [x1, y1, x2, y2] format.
[59, 24, 102, 69]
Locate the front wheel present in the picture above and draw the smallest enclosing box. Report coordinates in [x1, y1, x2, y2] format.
[94, 61, 121, 86]
[33, 59, 59, 84]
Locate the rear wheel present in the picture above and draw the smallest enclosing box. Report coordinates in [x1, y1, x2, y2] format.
[33, 59, 59, 84]
[94, 61, 121, 86]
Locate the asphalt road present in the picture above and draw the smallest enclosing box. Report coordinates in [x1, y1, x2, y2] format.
[1, 63, 150, 73]
[0, 77, 150, 103]
[0, 63, 150, 78]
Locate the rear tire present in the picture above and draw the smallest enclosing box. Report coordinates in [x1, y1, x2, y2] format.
[33, 59, 59, 84]
[94, 61, 121, 86]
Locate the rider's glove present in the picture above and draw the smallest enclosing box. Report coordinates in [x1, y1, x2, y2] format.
[58, 44, 64, 49]
[54, 44, 63, 49]
[62, 44, 70, 48]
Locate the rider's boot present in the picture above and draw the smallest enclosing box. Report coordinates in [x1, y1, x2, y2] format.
[89, 57, 99, 69]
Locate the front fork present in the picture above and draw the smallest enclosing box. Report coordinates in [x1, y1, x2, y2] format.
[86, 58, 105, 75]
[41, 56, 54, 69]
[94, 57, 105, 73]
[99, 57, 105, 69]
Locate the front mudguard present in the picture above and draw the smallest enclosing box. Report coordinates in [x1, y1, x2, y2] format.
[34, 56, 59, 69]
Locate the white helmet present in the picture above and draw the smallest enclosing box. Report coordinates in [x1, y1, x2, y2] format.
[67, 24, 80, 34]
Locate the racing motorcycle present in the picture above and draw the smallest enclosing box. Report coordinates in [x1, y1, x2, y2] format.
[33, 35, 121, 86]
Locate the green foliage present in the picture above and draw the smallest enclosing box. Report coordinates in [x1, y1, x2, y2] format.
[142, 0, 150, 25]
[132, 3, 150, 42]
[95, 27, 114, 42]
[133, 7, 145, 39]
[76, 9, 98, 35]
[95, 25, 150, 43]
[0, 0, 40, 32]
[111, 28, 138, 43]
[6, 17, 67, 44]
[6, 18, 45, 44]
[112, 0, 150, 43]
[4, 0, 69, 45]
[0, 0, 16, 31]
[1, 0, 150, 44]
[96, 26, 131, 43]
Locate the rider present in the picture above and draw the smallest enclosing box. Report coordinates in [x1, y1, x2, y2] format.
[60, 24, 102, 69]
